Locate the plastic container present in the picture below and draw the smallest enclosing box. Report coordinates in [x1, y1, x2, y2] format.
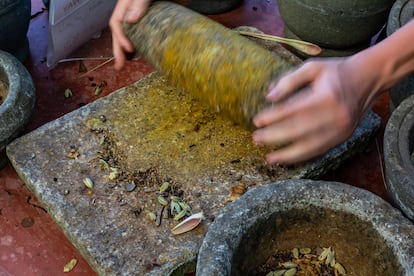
[47, 0, 116, 68]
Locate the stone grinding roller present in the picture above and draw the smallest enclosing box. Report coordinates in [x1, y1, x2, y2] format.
[123, 1, 301, 130]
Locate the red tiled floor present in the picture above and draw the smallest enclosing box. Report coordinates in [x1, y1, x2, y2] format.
[0, 0, 389, 274]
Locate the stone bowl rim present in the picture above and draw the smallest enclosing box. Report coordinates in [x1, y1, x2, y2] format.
[387, 0, 412, 36]
[196, 179, 414, 275]
[384, 94, 414, 220]
[0, 50, 21, 114]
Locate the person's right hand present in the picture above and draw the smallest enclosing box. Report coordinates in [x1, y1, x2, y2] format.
[109, 0, 151, 70]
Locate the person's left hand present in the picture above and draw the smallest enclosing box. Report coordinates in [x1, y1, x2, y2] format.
[109, 0, 150, 70]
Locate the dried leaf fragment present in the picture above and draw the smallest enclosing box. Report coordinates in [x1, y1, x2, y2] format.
[226, 182, 246, 203]
[63, 258, 78, 272]
[67, 148, 80, 159]
[78, 60, 87, 72]
[171, 212, 204, 235]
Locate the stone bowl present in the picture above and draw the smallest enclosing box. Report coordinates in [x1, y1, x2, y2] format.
[174, 0, 243, 14]
[0, 50, 35, 169]
[278, 0, 393, 50]
[196, 179, 414, 275]
[0, 0, 31, 62]
[384, 94, 414, 221]
[386, 0, 414, 111]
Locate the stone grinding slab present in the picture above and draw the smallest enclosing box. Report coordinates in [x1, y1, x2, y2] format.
[6, 49, 381, 275]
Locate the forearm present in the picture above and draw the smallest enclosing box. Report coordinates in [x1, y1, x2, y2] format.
[345, 19, 414, 109]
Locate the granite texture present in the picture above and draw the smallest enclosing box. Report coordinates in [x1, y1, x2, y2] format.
[384, 95, 414, 221]
[0, 50, 35, 169]
[278, 0, 393, 49]
[387, 0, 414, 111]
[6, 39, 381, 274]
[197, 179, 414, 275]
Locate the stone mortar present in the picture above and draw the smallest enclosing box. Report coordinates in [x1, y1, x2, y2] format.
[0, 50, 35, 169]
[197, 179, 414, 275]
[387, 0, 414, 111]
[384, 94, 414, 221]
[174, 0, 243, 14]
[278, 0, 393, 49]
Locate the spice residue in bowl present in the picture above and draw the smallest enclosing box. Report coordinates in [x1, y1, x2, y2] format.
[0, 80, 8, 105]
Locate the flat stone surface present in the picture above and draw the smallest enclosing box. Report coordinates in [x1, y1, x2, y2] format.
[6, 72, 380, 275]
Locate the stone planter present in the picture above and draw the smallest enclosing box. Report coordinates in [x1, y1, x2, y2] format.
[384, 95, 414, 221]
[278, 0, 395, 57]
[197, 179, 414, 275]
[174, 0, 243, 14]
[0, 50, 35, 169]
[387, 0, 414, 111]
[0, 0, 31, 62]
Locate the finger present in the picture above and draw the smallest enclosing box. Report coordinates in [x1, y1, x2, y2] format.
[112, 40, 127, 70]
[254, 87, 314, 128]
[252, 100, 332, 148]
[124, 0, 149, 22]
[265, 128, 347, 165]
[267, 61, 322, 102]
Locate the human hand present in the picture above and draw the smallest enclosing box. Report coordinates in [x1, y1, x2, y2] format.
[109, 0, 150, 70]
[252, 58, 376, 165]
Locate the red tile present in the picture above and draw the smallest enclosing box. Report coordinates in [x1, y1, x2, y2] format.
[0, 0, 390, 274]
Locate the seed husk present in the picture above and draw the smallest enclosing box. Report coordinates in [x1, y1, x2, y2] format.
[64, 88, 73, 98]
[268, 270, 286, 276]
[334, 262, 346, 275]
[255, 247, 344, 275]
[178, 201, 191, 212]
[292, 248, 299, 259]
[99, 159, 110, 170]
[281, 261, 297, 269]
[147, 211, 156, 222]
[170, 195, 182, 202]
[159, 182, 170, 193]
[63, 258, 78, 272]
[170, 201, 181, 215]
[173, 209, 187, 221]
[171, 212, 204, 235]
[319, 247, 331, 261]
[299, 247, 312, 254]
[284, 267, 297, 276]
[157, 195, 169, 206]
[108, 167, 120, 180]
[325, 249, 335, 266]
[83, 177, 94, 189]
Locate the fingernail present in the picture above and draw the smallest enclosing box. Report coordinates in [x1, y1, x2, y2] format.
[252, 132, 262, 145]
[125, 11, 138, 21]
[267, 87, 281, 100]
